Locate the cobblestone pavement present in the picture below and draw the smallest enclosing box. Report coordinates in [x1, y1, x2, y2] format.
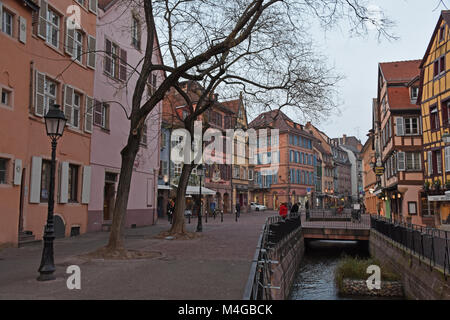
[0, 210, 274, 300]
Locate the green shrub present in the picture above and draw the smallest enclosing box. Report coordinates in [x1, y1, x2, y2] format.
[335, 255, 400, 291]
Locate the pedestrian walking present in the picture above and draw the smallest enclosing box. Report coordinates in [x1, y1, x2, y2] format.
[305, 200, 310, 221]
[291, 202, 299, 216]
[167, 199, 174, 223]
[235, 203, 241, 218]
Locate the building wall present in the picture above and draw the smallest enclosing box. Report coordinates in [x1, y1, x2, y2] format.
[0, 0, 98, 245]
[88, 2, 163, 230]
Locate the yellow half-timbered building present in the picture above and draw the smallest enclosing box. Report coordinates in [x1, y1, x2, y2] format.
[418, 10, 450, 227]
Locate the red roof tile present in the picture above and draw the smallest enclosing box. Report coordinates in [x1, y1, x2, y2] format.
[387, 87, 418, 110]
[379, 60, 421, 83]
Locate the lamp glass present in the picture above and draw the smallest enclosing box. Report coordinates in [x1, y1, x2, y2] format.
[44, 105, 67, 138]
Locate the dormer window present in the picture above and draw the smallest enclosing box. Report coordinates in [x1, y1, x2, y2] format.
[411, 87, 418, 100]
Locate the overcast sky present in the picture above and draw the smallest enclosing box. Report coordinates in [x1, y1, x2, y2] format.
[310, 0, 445, 144]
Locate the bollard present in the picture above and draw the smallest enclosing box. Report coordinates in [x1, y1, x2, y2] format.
[205, 211, 208, 223]
[221, 211, 223, 223]
[188, 214, 191, 224]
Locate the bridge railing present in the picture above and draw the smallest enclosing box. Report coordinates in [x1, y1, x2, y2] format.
[371, 215, 450, 278]
[243, 213, 301, 300]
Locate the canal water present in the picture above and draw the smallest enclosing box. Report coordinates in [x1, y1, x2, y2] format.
[289, 240, 398, 300]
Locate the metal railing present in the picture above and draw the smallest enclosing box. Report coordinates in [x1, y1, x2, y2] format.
[243, 213, 302, 300]
[371, 215, 450, 279]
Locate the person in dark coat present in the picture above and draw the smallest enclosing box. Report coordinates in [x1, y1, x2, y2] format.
[291, 202, 299, 214]
[235, 203, 241, 218]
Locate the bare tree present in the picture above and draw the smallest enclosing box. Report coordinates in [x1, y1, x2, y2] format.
[101, 0, 395, 253]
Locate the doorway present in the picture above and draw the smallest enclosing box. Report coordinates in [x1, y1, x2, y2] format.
[104, 172, 117, 221]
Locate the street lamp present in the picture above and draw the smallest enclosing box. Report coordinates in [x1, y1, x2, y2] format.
[38, 104, 67, 281]
[196, 164, 205, 232]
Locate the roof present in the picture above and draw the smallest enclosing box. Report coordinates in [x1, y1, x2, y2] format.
[386, 87, 419, 111]
[18, 0, 39, 11]
[379, 60, 422, 84]
[248, 109, 315, 139]
[420, 10, 450, 68]
[221, 99, 240, 115]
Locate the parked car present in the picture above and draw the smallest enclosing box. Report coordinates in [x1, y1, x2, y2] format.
[250, 202, 267, 211]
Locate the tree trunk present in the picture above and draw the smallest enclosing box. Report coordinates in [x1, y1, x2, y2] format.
[169, 163, 193, 235]
[106, 135, 140, 251]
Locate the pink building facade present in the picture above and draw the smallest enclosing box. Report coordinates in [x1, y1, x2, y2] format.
[87, 0, 164, 231]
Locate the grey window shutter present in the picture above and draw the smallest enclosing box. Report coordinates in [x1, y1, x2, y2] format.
[428, 151, 433, 175]
[85, 96, 93, 133]
[19, 16, 27, 44]
[59, 162, 69, 203]
[396, 117, 404, 136]
[38, 0, 47, 39]
[119, 48, 127, 81]
[87, 36, 96, 69]
[35, 70, 45, 117]
[64, 85, 74, 126]
[397, 152, 405, 171]
[104, 39, 112, 75]
[14, 159, 22, 186]
[65, 18, 75, 56]
[89, 0, 98, 14]
[445, 147, 450, 172]
[30, 156, 42, 203]
[81, 166, 91, 204]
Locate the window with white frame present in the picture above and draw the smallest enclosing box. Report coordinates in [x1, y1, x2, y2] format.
[44, 78, 57, 115]
[94, 101, 109, 129]
[404, 117, 419, 135]
[131, 16, 141, 49]
[46, 8, 60, 48]
[74, 31, 83, 63]
[1, 88, 11, 107]
[411, 87, 419, 100]
[406, 152, 421, 171]
[445, 147, 450, 172]
[2, 9, 13, 36]
[0, 158, 8, 184]
[72, 92, 81, 128]
[174, 163, 182, 176]
[248, 169, 253, 181]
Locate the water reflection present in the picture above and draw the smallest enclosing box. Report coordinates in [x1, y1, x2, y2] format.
[290, 240, 380, 300]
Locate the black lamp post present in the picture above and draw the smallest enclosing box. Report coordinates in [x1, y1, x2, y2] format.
[37, 104, 67, 281]
[196, 164, 205, 232]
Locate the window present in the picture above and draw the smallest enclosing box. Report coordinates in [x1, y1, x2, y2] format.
[248, 169, 253, 181]
[140, 123, 147, 146]
[440, 26, 446, 42]
[404, 118, 419, 135]
[442, 101, 450, 126]
[72, 92, 81, 128]
[446, 147, 450, 172]
[46, 8, 60, 48]
[0, 158, 8, 184]
[435, 150, 442, 174]
[94, 101, 109, 129]
[434, 56, 446, 78]
[174, 163, 182, 175]
[406, 153, 421, 171]
[104, 39, 127, 81]
[131, 16, 141, 49]
[40, 160, 51, 202]
[411, 87, 419, 100]
[68, 164, 79, 203]
[76, 0, 85, 6]
[430, 106, 439, 131]
[44, 78, 57, 115]
[1, 88, 11, 107]
[74, 31, 83, 63]
[2, 9, 13, 36]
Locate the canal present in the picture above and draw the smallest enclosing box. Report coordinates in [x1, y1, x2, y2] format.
[289, 240, 394, 300]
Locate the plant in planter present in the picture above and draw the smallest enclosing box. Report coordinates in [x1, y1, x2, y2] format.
[445, 181, 450, 191]
[424, 181, 430, 192]
[433, 179, 441, 192]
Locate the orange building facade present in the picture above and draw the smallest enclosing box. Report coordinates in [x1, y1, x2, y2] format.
[0, 0, 97, 246]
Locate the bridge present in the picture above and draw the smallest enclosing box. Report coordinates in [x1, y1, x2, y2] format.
[301, 209, 370, 241]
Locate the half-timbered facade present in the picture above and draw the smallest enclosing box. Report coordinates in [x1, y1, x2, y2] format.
[418, 10, 450, 227]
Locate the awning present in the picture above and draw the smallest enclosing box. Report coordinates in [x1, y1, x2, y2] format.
[373, 188, 383, 196]
[157, 184, 171, 190]
[171, 185, 217, 195]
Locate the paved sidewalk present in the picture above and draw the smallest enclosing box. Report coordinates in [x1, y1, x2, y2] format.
[0, 211, 274, 300]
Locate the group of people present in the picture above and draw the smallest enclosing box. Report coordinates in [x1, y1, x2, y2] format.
[278, 200, 309, 219]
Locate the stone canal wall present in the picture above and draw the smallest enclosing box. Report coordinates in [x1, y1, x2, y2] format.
[370, 230, 450, 300]
[340, 279, 403, 297]
[268, 227, 304, 300]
